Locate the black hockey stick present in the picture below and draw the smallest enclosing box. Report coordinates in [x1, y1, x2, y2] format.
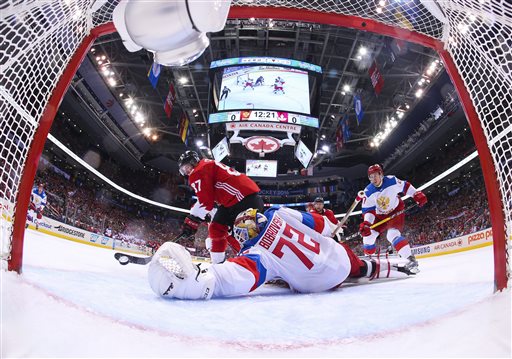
[342, 203, 418, 241]
[114, 232, 193, 266]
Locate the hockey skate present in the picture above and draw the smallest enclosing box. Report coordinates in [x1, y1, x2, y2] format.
[404, 255, 420, 274]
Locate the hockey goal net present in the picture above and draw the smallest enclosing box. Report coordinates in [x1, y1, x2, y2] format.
[1, 0, 510, 289]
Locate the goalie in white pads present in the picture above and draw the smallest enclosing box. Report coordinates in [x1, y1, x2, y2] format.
[148, 207, 415, 300]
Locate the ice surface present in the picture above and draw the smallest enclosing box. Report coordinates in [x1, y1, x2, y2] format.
[220, 70, 311, 113]
[1, 229, 510, 357]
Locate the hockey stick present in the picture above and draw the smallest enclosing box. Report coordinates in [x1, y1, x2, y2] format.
[342, 202, 418, 241]
[114, 232, 192, 266]
[331, 190, 365, 237]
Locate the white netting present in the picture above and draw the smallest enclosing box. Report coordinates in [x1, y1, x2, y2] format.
[0, 0, 117, 264]
[1, 0, 510, 284]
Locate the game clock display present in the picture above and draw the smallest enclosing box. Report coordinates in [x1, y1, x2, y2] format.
[208, 110, 319, 128]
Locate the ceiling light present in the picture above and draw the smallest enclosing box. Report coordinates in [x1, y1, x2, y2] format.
[101, 55, 106, 60]
[196, 139, 204, 147]
[321, 145, 330, 152]
[343, 84, 350, 92]
[376, 7, 383, 13]
[379, 0, 386, 6]
[192, 109, 197, 113]
[143, 127, 151, 136]
[358, 47, 368, 55]
[108, 78, 116, 87]
[415, 89, 424, 98]
[179, 77, 188, 84]
[151, 134, 158, 141]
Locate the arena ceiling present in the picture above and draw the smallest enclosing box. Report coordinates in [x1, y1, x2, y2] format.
[59, 17, 456, 175]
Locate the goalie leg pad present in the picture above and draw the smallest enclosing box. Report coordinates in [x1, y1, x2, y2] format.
[366, 256, 410, 280]
[148, 242, 215, 300]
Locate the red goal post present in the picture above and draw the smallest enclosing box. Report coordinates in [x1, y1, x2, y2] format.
[1, 1, 510, 290]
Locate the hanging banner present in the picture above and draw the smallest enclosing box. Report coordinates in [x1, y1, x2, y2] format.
[369, 61, 385, 96]
[164, 84, 176, 118]
[147, 62, 161, 89]
[354, 95, 364, 125]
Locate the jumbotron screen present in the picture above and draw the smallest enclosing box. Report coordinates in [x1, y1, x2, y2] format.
[209, 57, 322, 119]
[219, 65, 310, 114]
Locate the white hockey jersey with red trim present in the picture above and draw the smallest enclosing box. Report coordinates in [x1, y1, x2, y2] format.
[188, 159, 260, 214]
[209, 207, 351, 297]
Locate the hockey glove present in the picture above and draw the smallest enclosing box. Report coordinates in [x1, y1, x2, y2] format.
[181, 215, 202, 236]
[359, 221, 372, 237]
[412, 191, 427, 207]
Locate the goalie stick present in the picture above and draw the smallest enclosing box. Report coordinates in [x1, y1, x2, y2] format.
[342, 202, 418, 241]
[114, 232, 192, 266]
[331, 190, 365, 237]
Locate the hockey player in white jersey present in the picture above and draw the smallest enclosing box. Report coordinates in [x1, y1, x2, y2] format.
[147, 207, 415, 300]
[28, 183, 47, 230]
[360, 164, 427, 273]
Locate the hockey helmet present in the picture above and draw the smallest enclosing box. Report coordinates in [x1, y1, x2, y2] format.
[367, 164, 383, 178]
[178, 150, 200, 176]
[314, 197, 324, 203]
[233, 208, 267, 245]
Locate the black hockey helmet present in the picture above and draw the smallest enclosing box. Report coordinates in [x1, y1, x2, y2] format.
[314, 197, 324, 203]
[178, 150, 200, 176]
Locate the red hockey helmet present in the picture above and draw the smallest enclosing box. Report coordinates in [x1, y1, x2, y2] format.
[368, 164, 383, 178]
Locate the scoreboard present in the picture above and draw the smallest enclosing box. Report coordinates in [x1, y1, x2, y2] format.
[208, 110, 319, 128]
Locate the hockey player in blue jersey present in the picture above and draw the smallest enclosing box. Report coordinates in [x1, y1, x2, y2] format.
[359, 164, 427, 273]
[147, 206, 415, 300]
[28, 183, 47, 230]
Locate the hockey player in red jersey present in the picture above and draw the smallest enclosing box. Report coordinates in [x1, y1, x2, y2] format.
[243, 78, 255, 90]
[147, 207, 416, 300]
[178, 151, 264, 263]
[309, 197, 343, 242]
[273, 76, 285, 94]
[309, 197, 338, 226]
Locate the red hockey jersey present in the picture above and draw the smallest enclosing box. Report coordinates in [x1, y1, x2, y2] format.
[188, 159, 260, 211]
[309, 208, 338, 226]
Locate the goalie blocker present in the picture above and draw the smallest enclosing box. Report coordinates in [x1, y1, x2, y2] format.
[148, 207, 415, 300]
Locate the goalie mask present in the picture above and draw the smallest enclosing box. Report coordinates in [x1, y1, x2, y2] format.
[233, 208, 267, 245]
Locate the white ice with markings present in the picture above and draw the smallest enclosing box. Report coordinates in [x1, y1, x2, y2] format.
[2, 229, 511, 357]
[220, 69, 311, 113]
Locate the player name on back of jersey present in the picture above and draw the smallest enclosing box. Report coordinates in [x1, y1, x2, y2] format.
[258, 214, 284, 250]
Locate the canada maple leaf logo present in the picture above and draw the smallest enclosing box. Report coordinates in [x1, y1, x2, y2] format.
[249, 139, 276, 151]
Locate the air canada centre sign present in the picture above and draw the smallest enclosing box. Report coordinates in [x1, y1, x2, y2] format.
[226, 121, 301, 133]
